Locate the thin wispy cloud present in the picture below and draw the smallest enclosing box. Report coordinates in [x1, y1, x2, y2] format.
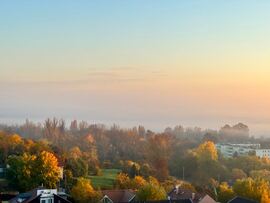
[87, 67, 168, 83]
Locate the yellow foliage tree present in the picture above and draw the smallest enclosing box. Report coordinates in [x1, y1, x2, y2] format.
[131, 176, 147, 189]
[233, 178, 270, 202]
[34, 151, 60, 188]
[136, 179, 166, 201]
[7, 151, 60, 191]
[8, 134, 23, 145]
[195, 141, 218, 161]
[218, 182, 235, 203]
[71, 177, 101, 203]
[261, 189, 270, 203]
[116, 173, 131, 189]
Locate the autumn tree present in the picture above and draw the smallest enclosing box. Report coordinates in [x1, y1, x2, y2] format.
[130, 176, 147, 189]
[194, 141, 218, 161]
[193, 141, 221, 184]
[7, 153, 36, 191]
[136, 177, 166, 201]
[116, 173, 131, 189]
[147, 134, 172, 181]
[233, 178, 270, 202]
[71, 177, 101, 203]
[7, 151, 60, 191]
[231, 168, 247, 181]
[261, 189, 270, 203]
[33, 151, 60, 188]
[217, 182, 235, 203]
[250, 169, 270, 182]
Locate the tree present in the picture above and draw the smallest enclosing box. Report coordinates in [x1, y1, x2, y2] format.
[193, 141, 221, 185]
[69, 147, 82, 159]
[136, 179, 167, 201]
[231, 168, 247, 181]
[116, 173, 131, 189]
[261, 189, 270, 203]
[33, 151, 60, 188]
[66, 157, 88, 177]
[130, 176, 147, 189]
[226, 156, 267, 174]
[147, 134, 172, 181]
[140, 163, 153, 178]
[250, 169, 270, 182]
[71, 177, 101, 203]
[7, 153, 36, 191]
[7, 151, 60, 191]
[233, 178, 270, 202]
[129, 163, 140, 178]
[64, 169, 74, 193]
[195, 141, 218, 161]
[217, 182, 235, 203]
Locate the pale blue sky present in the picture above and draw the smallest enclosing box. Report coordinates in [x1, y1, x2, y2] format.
[1, 1, 270, 135]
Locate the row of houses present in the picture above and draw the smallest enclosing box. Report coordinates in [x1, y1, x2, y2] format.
[215, 143, 270, 158]
[0, 185, 258, 203]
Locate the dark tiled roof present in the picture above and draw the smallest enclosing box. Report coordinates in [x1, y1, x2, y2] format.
[228, 197, 258, 203]
[168, 188, 202, 203]
[102, 189, 135, 203]
[134, 200, 192, 203]
[168, 187, 216, 203]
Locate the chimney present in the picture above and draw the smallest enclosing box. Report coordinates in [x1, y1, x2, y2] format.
[175, 185, 179, 194]
[192, 193, 195, 200]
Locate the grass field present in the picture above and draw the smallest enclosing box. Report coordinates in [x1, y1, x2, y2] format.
[89, 169, 121, 189]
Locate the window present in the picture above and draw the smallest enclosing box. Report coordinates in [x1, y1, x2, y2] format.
[48, 199, 53, 203]
[41, 200, 46, 203]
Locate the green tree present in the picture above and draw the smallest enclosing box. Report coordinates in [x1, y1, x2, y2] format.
[7, 153, 36, 191]
[129, 163, 140, 178]
[136, 181, 167, 201]
[231, 168, 247, 181]
[66, 157, 88, 177]
[7, 151, 60, 191]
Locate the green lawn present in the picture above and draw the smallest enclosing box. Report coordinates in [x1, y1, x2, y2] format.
[89, 169, 121, 189]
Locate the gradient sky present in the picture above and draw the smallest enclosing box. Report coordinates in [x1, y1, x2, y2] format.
[1, 1, 270, 136]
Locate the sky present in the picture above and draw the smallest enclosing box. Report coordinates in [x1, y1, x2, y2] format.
[1, 1, 270, 136]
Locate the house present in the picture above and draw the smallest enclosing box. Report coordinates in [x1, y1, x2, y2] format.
[101, 190, 136, 203]
[8, 187, 71, 203]
[227, 197, 258, 203]
[0, 192, 18, 203]
[134, 200, 192, 203]
[168, 186, 216, 203]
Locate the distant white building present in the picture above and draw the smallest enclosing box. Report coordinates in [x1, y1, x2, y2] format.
[215, 143, 260, 157]
[256, 149, 270, 159]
